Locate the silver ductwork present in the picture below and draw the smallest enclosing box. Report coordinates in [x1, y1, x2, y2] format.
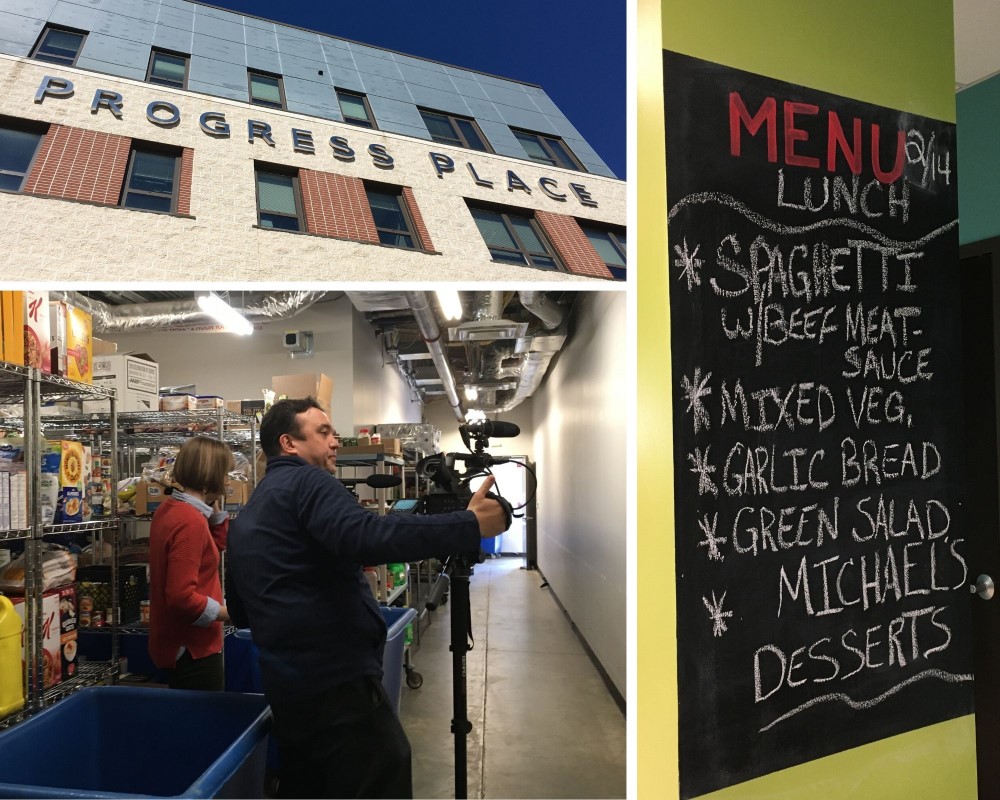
[404, 291, 464, 422]
[50, 291, 326, 333]
[518, 291, 565, 330]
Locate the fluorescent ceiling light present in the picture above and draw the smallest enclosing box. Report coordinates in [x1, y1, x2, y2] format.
[464, 386, 479, 401]
[196, 292, 253, 336]
[435, 290, 463, 321]
[465, 409, 486, 423]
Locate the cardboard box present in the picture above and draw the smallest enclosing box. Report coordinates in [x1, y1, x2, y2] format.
[12, 589, 61, 689]
[223, 480, 248, 513]
[337, 440, 403, 457]
[159, 394, 197, 411]
[58, 585, 78, 682]
[134, 480, 168, 516]
[83, 353, 159, 413]
[65, 304, 92, 384]
[272, 373, 332, 415]
[47, 440, 84, 524]
[194, 396, 223, 410]
[49, 300, 67, 377]
[39, 445, 60, 525]
[1, 291, 25, 365]
[23, 290, 50, 372]
[92, 338, 117, 356]
[225, 400, 242, 415]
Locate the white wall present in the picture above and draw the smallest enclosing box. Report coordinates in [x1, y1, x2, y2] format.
[350, 309, 422, 430]
[101, 294, 419, 435]
[533, 291, 627, 695]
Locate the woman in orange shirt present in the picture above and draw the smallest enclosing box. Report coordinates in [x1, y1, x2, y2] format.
[148, 436, 233, 690]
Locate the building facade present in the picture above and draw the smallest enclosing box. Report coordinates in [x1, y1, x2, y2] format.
[0, 0, 625, 281]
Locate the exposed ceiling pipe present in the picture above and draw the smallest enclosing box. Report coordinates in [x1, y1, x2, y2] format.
[50, 291, 326, 333]
[518, 291, 565, 330]
[404, 291, 464, 422]
[472, 291, 504, 320]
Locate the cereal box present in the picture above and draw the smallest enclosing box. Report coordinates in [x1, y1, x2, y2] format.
[23, 290, 50, 373]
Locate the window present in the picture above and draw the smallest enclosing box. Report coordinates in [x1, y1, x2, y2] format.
[255, 167, 303, 231]
[30, 25, 86, 66]
[582, 226, 627, 280]
[419, 109, 491, 152]
[470, 207, 559, 270]
[147, 49, 189, 89]
[248, 71, 285, 109]
[336, 89, 376, 129]
[366, 186, 417, 249]
[120, 147, 180, 213]
[512, 129, 586, 171]
[0, 124, 44, 192]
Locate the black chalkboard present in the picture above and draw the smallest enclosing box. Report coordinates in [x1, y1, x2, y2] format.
[663, 50, 973, 798]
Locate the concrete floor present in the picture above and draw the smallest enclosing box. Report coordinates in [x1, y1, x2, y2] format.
[398, 557, 626, 800]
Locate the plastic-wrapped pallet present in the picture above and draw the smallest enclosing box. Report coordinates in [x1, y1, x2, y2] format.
[371, 423, 441, 455]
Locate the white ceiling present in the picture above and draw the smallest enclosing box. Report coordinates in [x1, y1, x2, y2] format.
[955, 0, 1000, 89]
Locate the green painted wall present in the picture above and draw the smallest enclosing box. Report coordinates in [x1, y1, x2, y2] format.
[648, 1, 976, 797]
[958, 75, 1000, 245]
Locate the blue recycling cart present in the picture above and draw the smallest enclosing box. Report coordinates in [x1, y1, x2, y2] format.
[0, 686, 271, 798]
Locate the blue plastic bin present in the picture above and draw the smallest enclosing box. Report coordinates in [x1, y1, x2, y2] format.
[228, 606, 417, 712]
[0, 686, 271, 798]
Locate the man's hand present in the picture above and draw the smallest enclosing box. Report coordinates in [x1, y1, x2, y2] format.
[467, 476, 508, 538]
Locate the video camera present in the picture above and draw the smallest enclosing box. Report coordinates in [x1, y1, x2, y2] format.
[416, 419, 519, 524]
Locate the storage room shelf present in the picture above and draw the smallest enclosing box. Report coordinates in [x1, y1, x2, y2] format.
[385, 582, 407, 605]
[42, 660, 118, 704]
[0, 528, 30, 541]
[41, 520, 118, 536]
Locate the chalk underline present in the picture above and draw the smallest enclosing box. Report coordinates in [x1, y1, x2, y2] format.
[667, 191, 958, 251]
[758, 668, 973, 733]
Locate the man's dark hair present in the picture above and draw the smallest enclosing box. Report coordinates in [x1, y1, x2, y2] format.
[260, 397, 324, 457]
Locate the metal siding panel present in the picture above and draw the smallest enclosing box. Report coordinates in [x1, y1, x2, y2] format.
[279, 51, 327, 81]
[360, 73, 412, 103]
[48, 1, 98, 30]
[245, 44, 280, 74]
[92, 10, 155, 43]
[464, 97, 506, 124]
[523, 87, 564, 117]
[379, 120, 434, 143]
[396, 62, 453, 91]
[154, 4, 193, 32]
[4, 0, 57, 14]
[498, 106, 558, 133]
[561, 137, 614, 176]
[192, 30, 244, 64]
[547, 115, 586, 140]
[284, 99, 339, 122]
[474, 71, 530, 89]
[283, 75, 334, 109]
[366, 95, 425, 129]
[448, 74, 490, 102]
[191, 12, 243, 44]
[74, 53, 146, 81]
[392, 51, 445, 72]
[241, 12, 273, 31]
[321, 41, 357, 71]
[476, 119, 524, 157]
[408, 84, 471, 115]
[272, 20, 317, 41]
[276, 30, 322, 61]
[151, 23, 192, 54]
[188, 54, 248, 95]
[326, 66, 364, 93]
[193, 4, 243, 26]
[244, 24, 275, 51]
[0, 11, 44, 50]
[350, 50, 402, 81]
[482, 83, 534, 109]
[78, 31, 149, 70]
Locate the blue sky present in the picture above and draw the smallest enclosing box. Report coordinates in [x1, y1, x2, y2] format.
[204, 0, 626, 180]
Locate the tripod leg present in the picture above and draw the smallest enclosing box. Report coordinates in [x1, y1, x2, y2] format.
[450, 568, 473, 800]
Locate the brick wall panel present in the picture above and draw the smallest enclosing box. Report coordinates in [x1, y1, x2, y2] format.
[400, 186, 434, 252]
[535, 210, 613, 279]
[299, 169, 378, 244]
[24, 124, 131, 206]
[177, 148, 194, 215]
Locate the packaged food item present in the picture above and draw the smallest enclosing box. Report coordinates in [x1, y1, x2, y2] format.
[23, 290, 50, 373]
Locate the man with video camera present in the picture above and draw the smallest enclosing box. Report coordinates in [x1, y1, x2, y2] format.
[225, 397, 508, 799]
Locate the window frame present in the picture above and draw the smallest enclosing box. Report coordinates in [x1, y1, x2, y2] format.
[364, 183, 419, 250]
[0, 118, 48, 194]
[336, 89, 377, 129]
[254, 164, 305, 232]
[511, 128, 587, 172]
[146, 48, 190, 90]
[119, 144, 182, 215]
[469, 205, 563, 272]
[248, 70, 287, 110]
[30, 25, 87, 67]
[581, 224, 627, 281]
[418, 108, 493, 153]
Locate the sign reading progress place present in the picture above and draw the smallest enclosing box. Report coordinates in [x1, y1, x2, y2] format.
[663, 50, 972, 798]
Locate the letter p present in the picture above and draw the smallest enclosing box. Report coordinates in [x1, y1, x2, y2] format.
[429, 152, 455, 179]
[35, 75, 74, 104]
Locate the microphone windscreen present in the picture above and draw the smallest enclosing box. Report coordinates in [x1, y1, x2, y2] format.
[365, 473, 402, 488]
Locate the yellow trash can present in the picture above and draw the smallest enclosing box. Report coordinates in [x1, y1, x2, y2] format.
[0, 594, 24, 718]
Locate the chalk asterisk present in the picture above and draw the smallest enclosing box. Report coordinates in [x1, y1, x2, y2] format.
[696, 512, 725, 562]
[703, 590, 733, 638]
[674, 238, 704, 291]
[687, 446, 718, 497]
[681, 368, 712, 433]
